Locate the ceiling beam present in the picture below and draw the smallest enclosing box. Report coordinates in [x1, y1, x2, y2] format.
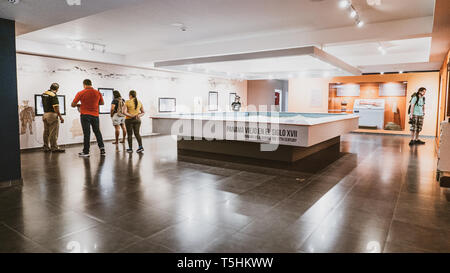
[154, 46, 361, 76]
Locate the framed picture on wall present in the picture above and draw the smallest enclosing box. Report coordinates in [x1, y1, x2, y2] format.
[98, 88, 114, 114]
[34, 94, 66, 116]
[379, 82, 407, 97]
[229, 92, 237, 106]
[208, 91, 218, 111]
[159, 97, 176, 112]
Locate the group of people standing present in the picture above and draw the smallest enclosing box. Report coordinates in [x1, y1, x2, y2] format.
[41, 79, 145, 156]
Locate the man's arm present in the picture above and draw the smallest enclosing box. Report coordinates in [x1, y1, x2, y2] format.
[71, 92, 81, 108]
[53, 105, 64, 123]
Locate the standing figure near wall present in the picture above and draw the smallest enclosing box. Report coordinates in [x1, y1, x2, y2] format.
[42, 83, 65, 152]
[231, 95, 242, 112]
[19, 100, 35, 135]
[409, 87, 427, 146]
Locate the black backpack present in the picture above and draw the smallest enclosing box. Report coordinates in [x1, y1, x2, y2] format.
[408, 92, 425, 114]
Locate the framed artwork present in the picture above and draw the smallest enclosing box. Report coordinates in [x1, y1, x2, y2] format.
[229, 92, 237, 106]
[335, 83, 360, 97]
[98, 88, 114, 114]
[208, 91, 218, 111]
[159, 97, 176, 112]
[379, 82, 407, 97]
[34, 94, 66, 116]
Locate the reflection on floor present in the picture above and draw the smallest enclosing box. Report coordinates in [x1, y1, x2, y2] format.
[1, 134, 449, 253]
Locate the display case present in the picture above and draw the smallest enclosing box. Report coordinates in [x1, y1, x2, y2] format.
[437, 121, 450, 187]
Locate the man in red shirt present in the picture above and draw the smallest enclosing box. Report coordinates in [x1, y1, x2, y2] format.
[71, 79, 105, 157]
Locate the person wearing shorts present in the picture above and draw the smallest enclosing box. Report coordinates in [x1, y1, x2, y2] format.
[409, 87, 426, 146]
[111, 90, 126, 144]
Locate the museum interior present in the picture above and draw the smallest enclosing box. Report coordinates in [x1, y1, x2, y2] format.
[0, 0, 450, 253]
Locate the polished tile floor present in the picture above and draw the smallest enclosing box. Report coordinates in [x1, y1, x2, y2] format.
[1, 134, 449, 253]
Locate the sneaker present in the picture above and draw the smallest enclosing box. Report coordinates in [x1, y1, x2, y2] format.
[78, 152, 90, 157]
[100, 148, 106, 156]
[52, 148, 65, 153]
[136, 147, 144, 153]
[408, 140, 416, 146]
[415, 139, 426, 145]
[126, 148, 133, 153]
[43, 148, 51, 153]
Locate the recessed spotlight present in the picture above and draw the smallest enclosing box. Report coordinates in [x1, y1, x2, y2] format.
[357, 20, 364, 27]
[349, 9, 357, 18]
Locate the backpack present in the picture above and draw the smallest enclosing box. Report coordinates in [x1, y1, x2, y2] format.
[408, 93, 425, 115]
[116, 99, 125, 117]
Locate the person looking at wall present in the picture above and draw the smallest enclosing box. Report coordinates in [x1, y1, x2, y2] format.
[409, 87, 427, 146]
[42, 83, 65, 152]
[71, 79, 105, 157]
[123, 90, 145, 153]
[110, 90, 127, 144]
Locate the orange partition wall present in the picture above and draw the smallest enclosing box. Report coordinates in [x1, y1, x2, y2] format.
[330, 72, 440, 137]
[328, 82, 406, 130]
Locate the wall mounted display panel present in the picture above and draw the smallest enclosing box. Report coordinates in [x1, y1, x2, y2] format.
[34, 94, 66, 116]
[159, 97, 176, 113]
[98, 88, 114, 114]
[379, 82, 407, 97]
[209, 91, 219, 111]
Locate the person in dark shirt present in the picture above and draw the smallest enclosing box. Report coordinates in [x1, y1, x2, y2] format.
[110, 90, 127, 144]
[42, 83, 65, 152]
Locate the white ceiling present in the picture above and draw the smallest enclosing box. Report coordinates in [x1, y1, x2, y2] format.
[325, 37, 432, 67]
[6, 0, 442, 76]
[0, 0, 150, 35]
[18, 0, 435, 55]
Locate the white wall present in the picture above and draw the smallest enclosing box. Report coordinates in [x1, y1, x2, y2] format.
[17, 54, 247, 149]
[288, 78, 330, 113]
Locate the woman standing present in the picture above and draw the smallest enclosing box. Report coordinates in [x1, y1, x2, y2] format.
[123, 90, 145, 153]
[111, 90, 127, 144]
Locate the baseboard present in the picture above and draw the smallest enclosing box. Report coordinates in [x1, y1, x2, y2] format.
[20, 133, 161, 152]
[351, 131, 435, 139]
[0, 178, 23, 188]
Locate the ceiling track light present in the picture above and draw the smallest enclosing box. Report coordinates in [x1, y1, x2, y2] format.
[67, 40, 106, 54]
[339, 0, 351, 9]
[339, 2, 364, 28]
[349, 7, 357, 18]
